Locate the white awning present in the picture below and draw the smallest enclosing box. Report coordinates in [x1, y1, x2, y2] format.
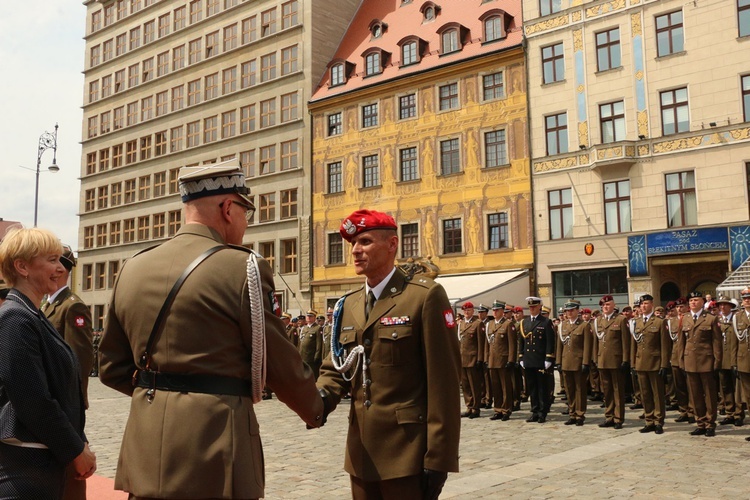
[435, 269, 530, 307]
[716, 255, 750, 295]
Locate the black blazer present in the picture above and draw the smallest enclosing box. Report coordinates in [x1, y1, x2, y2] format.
[0, 289, 86, 465]
[519, 315, 556, 369]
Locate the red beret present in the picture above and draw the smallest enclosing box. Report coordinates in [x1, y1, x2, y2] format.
[666, 300, 676, 310]
[461, 302, 475, 309]
[599, 294, 614, 306]
[513, 306, 523, 313]
[340, 210, 397, 242]
[675, 297, 687, 306]
[582, 308, 592, 314]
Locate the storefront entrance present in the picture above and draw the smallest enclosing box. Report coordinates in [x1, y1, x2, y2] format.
[649, 253, 727, 306]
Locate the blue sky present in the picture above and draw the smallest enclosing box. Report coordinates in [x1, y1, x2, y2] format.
[0, 2, 86, 249]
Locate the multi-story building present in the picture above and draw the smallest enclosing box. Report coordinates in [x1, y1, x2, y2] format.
[524, 0, 750, 311]
[79, 0, 359, 326]
[308, 0, 533, 311]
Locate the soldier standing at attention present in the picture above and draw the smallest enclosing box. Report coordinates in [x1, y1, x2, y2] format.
[282, 312, 297, 347]
[594, 295, 631, 429]
[511, 305, 526, 410]
[458, 302, 485, 419]
[519, 297, 555, 423]
[630, 294, 670, 434]
[299, 310, 324, 379]
[485, 301, 517, 421]
[316, 209, 460, 499]
[735, 288, 750, 440]
[716, 296, 742, 426]
[99, 163, 324, 499]
[677, 291, 722, 437]
[321, 307, 333, 362]
[477, 304, 492, 409]
[556, 300, 593, 426]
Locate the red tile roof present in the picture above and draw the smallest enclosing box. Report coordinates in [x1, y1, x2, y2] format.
[311, 0, 523, 103]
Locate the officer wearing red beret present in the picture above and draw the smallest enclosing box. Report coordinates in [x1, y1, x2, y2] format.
[593, 295, 631, 429]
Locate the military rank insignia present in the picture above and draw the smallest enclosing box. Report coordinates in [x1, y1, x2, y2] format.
[380, 316, 410, 326]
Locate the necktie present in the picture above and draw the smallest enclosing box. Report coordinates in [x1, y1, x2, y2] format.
[531, 316, 536, 322]
[694, 314, 698, 320]
[366, 291, 376, 320]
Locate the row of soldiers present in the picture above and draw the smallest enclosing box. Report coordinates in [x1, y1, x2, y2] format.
[457, 289, 750, 438]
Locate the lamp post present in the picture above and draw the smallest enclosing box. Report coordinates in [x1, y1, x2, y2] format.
[34, 123, 60, 227]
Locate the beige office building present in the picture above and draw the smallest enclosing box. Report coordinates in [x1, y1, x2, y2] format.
[524, 0, 750, 311]
[79, 0, 359, 326]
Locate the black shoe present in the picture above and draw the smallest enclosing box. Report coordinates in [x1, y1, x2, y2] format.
[484, 403, 493, 409]
[502, 413, 510, 421]
[564, 418, 577, 425]
[599, 420, 615, 428]
[526, 414, 539, 423]
[342, 394, 351, 400]
[638, 413, 645, 420]
[461, 411, 472, 418]
[538, 415, 546, 423]
[630, 403, 644, 410]
[560, 395, 568, 401]
[654, 425, 664, 434]
[512, 403, 521, 411]
[690, 427, 706, 436]
[561, 409, 570, 415]
[600, 403, 606, 408]
[468, 412, 480, 419]
[639, 424, 656, 433]
[705, 427, 716, 437]
[576, 420, 585, 426]
[666, 404, 679, 411]
[735, 419, 744, 427]
[614, 422, 623, 429]
[521, 396, 529, 402]
[720, 408, 726, 416]
[745, 436, 750, 441]
[557, 390, 565, 395]
[489, 413, 503, 420]
[625, 396, 634, 404]
[688, 417, 696, 424]
[719, 417, 735, 426]
[674, 415, 690, 423]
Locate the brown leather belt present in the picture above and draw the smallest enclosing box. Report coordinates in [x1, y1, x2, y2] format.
[133, 370, 252, 397]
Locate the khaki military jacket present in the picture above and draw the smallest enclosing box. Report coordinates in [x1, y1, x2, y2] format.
[556, 318, 593, 371]
[42, 287, 94, 408]
[736, 310, 750, 372]
[299, 323, 323, 365]
[485, 318, 517, 368]
[677, 310, 722, 373]
[718, 314, 739, 370]
[630, 314, 670, 372]
[99, 224, 323, 499]
[285, 324, 298, 347]
[459, 316, 485, 367]
[317, 269, 460, 481]
[666, 315, 683, 366]
[593, 314, 630, 369]
[322, 323, 332, 361]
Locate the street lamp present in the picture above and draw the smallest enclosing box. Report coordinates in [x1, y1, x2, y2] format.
[34, 123, 60, 227]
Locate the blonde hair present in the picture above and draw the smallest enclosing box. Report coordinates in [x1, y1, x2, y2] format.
[0, 227, 62, 287]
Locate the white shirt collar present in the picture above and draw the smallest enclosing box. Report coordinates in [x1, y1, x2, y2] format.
[365, 266, 397, 300]
[47, 285, 69, 304]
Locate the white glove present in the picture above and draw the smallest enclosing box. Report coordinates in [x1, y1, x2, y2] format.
[520, 361, 525, 369]
[544, 361, 552, 370]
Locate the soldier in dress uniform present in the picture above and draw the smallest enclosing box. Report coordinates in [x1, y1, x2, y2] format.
[716, 296, 743, 426]
[485, 301, 517, 420]
[299, 310, 324, 379]
[582, 308, 603, 402]
[40, 244, 94, 500]
[321, 307, 333, 362]
[316, 209, 460, 499]
[594, 295, 631, 429]
[677, 291, 722, 436]
[282, 312, 298, 347]
[519, 297, 555, 423]
[511, 305, 526, 410]
[476, 304, 492, 409]
[555, 300, 593, 426]
[630, 294, 670, 434]
[735, 288, 750, 440]
[668, 298, 695, 422]
[459, 302, 485, 418]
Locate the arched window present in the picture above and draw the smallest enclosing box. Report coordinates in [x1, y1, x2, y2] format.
[330, 63, 344, 86]
[480, 9, 511, 42]
[419, 2, 441, 22]
[369, 19, 388, 38]
[365, 52, 381, 75]
[398, 36, 427, 67]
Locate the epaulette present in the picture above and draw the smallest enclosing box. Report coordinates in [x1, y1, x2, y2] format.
[405, 274, 437, 289]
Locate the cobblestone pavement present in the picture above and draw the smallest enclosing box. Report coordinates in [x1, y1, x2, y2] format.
[87, 378, 750, 499]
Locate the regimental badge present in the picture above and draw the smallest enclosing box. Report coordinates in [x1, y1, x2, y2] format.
[342, 219, 357, 235]
[269, 291, 281, 316]
[380, 316, 410, 326]
[444, 310, 456, 328]
[75, 316, 85, 327]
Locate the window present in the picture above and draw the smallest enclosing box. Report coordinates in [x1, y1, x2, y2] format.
[157, 51, 170, 77]
[110, 222, 121, 246]
[126, 140, 137, 164]
[84, 227, 94, 249]
[742, 75, 750, 122]
[328, 162, 343, 193]
[141, 96, 153, 121]
[222, 110, 236, 138]
[485, 130, 507, 168]
[96, 224, 107, 247]
[399, 94, 416, 119]
[124, 219, 135, 243]
[241, 59, 256, 87]
[240, 104, 256, 133]
[131, 0, 142, 13]
[604, 180, 631, 234]
[168, 210, 182, 236]
[173, 44, 185, 70]
[159, 14, 170, 37]
[155, 91, 168, 117]
[259, 193, 275, 222]
[223, 67, 237, 94]
[116, 34, 127, 56]
[540, 0, 562, 16]
[138, 216, 150, 241]
[665, 171, 697, 227]
[443, 219, 462, 254]
[260, 242, 275, 271]
[282, 1, 298, 29]
[189, 38, 202, 64]
[207, 0, 219, 16]
[108, 261, 120, 288]
[96, 263, 106, 289]
[741, 0, 750, 37]
[400, 147, 418, 181]
[545, 113, 568, 155]
[153, 171, 166, 196]
[660, 87, 689, 135]
[128, 63, 139, 87]
[124, 179, 136, 203]
[174, 6, 187, 30]
[484, 15, 504, 42]
[327, 112, 342, 136]
[85, 189, 95, 212]
[401, 223, 419, 258]
[439, 83, 459, 111]
[206, 31, 219, 58]
[328, 233, 344, 265]
[600, 101, 625, 143]
[365, 52, 381, 76]
[144, 20, 155, 44]
[87, 116, 98, 138]
[482, 72, 504, 101]
[488, 213, 509, 250]
[129, 27, 141, 50]
[362, 155, 380, 188]
[240, 149, 256, 177]
[112, 144, 123, 168]
[362, 103, 378, 128]
[281, 189, 297, 219]
[260, 98, 276, 128]
[111, 182, 122, 206]
[440, 138, 460, 175]
[90, 45, 100, 67]
[114, 69, 125, 93]
[187, 79, 201, 105]
[169, 168, 180, 193]
[261, 8, 277, 36]
[152, 213, 166, 239]
[97, 186, 108, 209]
[102, 39, 113, 62]
[172, 85, 184, 111]
[281, 239, 297, 274]
[99, 147, 110, 169]
[260, 145, 276, 174]
[330, 63, 344, 86]
[656, 10, 684, 57]
[553, 268, 628, 311]
[101, 75, 112, 98]
[86, 153, 97, 176]
[138, 175, 151, 200]
[104, 4, 114, 26]
[242, 16, 257, 44]
[542, 43, 564, 83]
[281, 140, 298, 170]
[281, 92, 298, 122]
[190, 0, 202, 24]
[596, 28, 621, 71]
[441, 29, 459, 54]
[82, 264, 93, 290]
[281, 45, 298, 74]
[548, 188, 573, 240]
[224, 24, 238, 51]
[261, 53, 276, 81]
[204, 116, 218, 143]
[402, 41, 418, 66]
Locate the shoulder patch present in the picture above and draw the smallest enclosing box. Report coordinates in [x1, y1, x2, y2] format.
[444, 309, 456, 328]
[74, 316, 86, 327]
